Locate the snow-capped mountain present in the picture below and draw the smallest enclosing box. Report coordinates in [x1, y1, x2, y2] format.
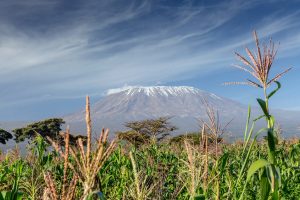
[65, 86, 245, 121]
[108, 86, 204, 96]
[64, 86, 300, 138]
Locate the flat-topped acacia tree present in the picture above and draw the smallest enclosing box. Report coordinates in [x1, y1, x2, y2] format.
[117, 117, 177, 146]
[12, 118, 65, 143]
[0, 128, 13, 144]
[12, 118, 87, 146]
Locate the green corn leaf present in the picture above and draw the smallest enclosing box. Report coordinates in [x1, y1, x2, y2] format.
[219, 152, 229, 175]
[267, 130, 276, 163]
[244, 105, 251, 142]
[242, 122, 255, 156]
[269, 115, 275, 128]
[271, 166, 281, 200]
[0, 191, 6, 200]
[267, 165, 280, 200]
[254, 114, 265, 122]
[247, 159, 271, 181]
[268, 81, 281, 99]
[194, 194, 205, 200]
[275, 166, 281, 187]
[257, 98, 269, 117]
[16, 193, 23, 200]
[237, 127, 268, 186]
[260, 169, 270, 200]
[267, 165, 276, 192]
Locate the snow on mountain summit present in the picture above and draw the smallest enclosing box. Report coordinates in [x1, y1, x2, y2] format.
[124, 86, 200, 96]
[106, 86, 220, 98]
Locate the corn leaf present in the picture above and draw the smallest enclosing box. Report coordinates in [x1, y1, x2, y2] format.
[244, 105, 251, 142]
[257, 98, 269, 117]
[194, 194, 205, 200]
[260, 170, 270, 200]
[267, 130, 276, 163]
[268, 81, 281, 99]
[269, 115, 275, 128]
[219, 152, 229, 175]
[254, 114, 265, 122]
[247, 159, 271, 181]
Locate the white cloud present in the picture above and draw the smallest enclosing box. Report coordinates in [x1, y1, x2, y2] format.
[0, 0, 300, 109]
[106, 85, 139, 95]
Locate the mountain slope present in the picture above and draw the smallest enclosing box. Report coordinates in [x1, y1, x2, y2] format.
[65, 86, 300, 138]
[66, 86, 245, 120]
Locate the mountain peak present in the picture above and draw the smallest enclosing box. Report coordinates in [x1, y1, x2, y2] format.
[65, 86, 299, 138]
[106, 86, 206, 97]
[65, 85, 248, 135]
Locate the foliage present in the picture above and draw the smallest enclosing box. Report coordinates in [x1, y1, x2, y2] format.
[117, 117, 177, 146]
[116, 130, 150, 147]
[228, 31, 292, 199]
[1, 132, 300, 199]
[11, 118, 87, 146]
[12, 118, 65, 143]
[0, 129, 13, 144]
[170, 132, 222, 146]
[46, 96, 116, 200]
[0, 159, 24, 200]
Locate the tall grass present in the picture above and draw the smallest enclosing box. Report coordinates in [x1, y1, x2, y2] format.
[46, 96, 117, 199]
[1, 132, 300, 199]
[227, 30, 292, 200]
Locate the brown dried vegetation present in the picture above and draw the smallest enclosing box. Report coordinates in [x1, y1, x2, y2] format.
[44, 96, 117, 200]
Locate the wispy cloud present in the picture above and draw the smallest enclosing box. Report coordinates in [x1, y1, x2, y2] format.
[0, 0, 300, 119]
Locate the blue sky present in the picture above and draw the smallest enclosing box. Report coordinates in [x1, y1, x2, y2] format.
[0, 0, 300, 120]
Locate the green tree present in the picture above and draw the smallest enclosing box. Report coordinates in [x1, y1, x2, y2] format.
[170, 132, 223, 146]
[117, 117, 177, 146]
[12, 118, 65, 143]
[116, 130, 150, 147]
[0, 128, 13, 144]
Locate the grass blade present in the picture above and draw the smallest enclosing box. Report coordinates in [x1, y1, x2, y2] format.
[247, 159, 270, 181]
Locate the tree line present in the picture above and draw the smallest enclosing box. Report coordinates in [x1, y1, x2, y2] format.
[0, 117, 223, 147]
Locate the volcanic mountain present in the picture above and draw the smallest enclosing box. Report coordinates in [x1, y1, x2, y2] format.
[64, 86, 300, 139]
